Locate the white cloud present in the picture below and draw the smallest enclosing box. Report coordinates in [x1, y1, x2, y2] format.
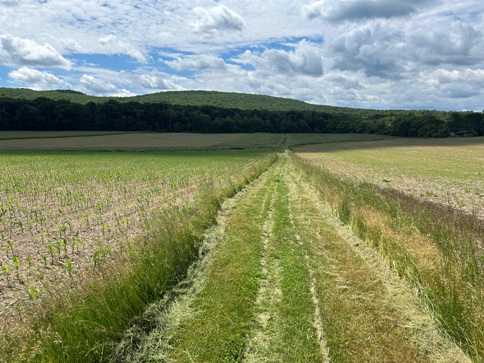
[0, 34, 71, 68]
[8, 66, 70, 89]
[0, 0, 19, 6]
[192, 5, 245, 35]
[0, 1, 483, 110]
[98, 34, 147, 63]
[136, 73, 181, 90]
[410, 21, 483, 66]
[238, 40, 324, 77]
[166, 54, 227, 71]
[79, 74, 120, 94]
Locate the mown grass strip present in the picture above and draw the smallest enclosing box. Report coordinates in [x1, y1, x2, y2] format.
[271, 171, 324, 362]
[3, 154, 276, 363]
[243, 178, 283, 362]
[245, 157, 324, 362]
[161, 158, 283, 362]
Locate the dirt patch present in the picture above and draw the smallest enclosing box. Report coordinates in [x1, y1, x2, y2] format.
[0, 133, 246, 150]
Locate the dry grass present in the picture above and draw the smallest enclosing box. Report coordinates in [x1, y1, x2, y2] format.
[286, 161, 470, 362]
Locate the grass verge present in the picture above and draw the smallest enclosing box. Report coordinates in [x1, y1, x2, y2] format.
[289, 151, 483, 361]
[0, 153, 277, 362]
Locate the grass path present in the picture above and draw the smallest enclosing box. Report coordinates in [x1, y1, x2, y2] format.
[112, 154, 470, 362]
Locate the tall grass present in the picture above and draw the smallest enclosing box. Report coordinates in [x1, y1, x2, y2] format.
[289, 152, 483, 361]
[1, 154, 276, 363]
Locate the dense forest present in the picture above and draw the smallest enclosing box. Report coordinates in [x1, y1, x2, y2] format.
[0, 92, 483, 137]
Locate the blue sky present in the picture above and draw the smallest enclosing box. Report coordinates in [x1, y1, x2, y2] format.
[1, 0, 483, 110]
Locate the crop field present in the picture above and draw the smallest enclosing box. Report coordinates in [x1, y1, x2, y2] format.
[0, 132, 245, 150]
[0, 131, 392, 151]
[0, 133, 482, 362]
[295, 137, 484, 219]
[0, 150, 269, 319]
[0, 131, 128, 140]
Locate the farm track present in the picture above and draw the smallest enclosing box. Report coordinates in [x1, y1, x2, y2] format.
[113, 154, 470, 362]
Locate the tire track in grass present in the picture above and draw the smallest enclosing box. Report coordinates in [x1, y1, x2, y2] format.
[262, 162, 325, 362]
[243, 173, 284, 362]
[289, 206, 330, 362]
[244, 156, 324, 362]
[286, 159, 471, 362]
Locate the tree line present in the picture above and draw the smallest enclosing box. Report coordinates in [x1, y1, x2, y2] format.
[0, 97, 482, 137]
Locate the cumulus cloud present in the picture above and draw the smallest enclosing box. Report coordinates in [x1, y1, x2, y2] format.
[326, 16, 484, 81]
[423, 68, 484, 99]
[0, 34, 71, 68]
[328, 24, 407, 77]
[98, 34, 147, 63]
[9, 66, 70, 89]
[303, 0, 429, 22]
[166, 54, 227, 71]
[192, 5, 245, 35]
[238, 40, 324, 77]
[136, 74, 180, 90]
[79, 74, 121, 94]
[0, 0, 483, 110]
[411, 21, 483, 66]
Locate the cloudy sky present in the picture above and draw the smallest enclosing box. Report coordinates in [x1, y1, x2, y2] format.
[0, 0, 483, 110]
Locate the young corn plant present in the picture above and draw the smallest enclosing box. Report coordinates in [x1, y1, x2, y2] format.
[6, 240, 14, 257]
[28, 286, 36, 301]
[2, 265, 10, 287]
[12, 256, 20, 282]
[46, 243, 55, 265]
[65, 259, 73, 278]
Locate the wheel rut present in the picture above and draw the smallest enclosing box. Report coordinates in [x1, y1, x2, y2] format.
[243, 166, 284, 362]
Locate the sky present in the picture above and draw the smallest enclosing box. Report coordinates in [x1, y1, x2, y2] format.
[0, 0, 483, 111]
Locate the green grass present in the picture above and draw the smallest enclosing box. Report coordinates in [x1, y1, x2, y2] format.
[271, 171, 323, 361]
[296, 137, 484, 181]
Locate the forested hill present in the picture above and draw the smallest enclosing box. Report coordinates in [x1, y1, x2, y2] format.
[0, 88, 482, 137]
[0, 88, 357, 112]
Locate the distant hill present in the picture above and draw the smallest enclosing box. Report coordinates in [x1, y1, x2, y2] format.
[0, 87, 481, 137]
[131, 91, 355, 113]
[0, 88, 360, 114]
